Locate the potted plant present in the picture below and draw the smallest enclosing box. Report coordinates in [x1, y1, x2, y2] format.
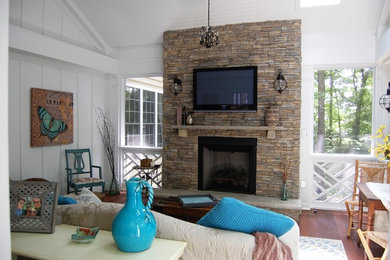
[372, 125, 390, 165]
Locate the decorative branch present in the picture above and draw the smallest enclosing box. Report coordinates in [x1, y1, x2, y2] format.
[96, 107, 115, 176]
[281, 155, 292, 184]
[96, 107, 120, 195]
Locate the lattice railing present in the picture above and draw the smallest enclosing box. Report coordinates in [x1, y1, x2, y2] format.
[120, 148, 163, 188]
[312, 161, 355, 205]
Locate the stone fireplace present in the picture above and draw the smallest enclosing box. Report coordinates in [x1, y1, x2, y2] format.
[198, 136, 257, 194]
[162, 20, 301, 199]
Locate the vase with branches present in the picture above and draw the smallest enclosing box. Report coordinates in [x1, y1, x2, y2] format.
[281, 155, 292, 201]
[96, 107, 120, 195]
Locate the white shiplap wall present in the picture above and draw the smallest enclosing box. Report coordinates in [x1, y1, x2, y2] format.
[9, 52, 111, 194]
[8, 0, 115, 194]
[9, 0, 108, 55]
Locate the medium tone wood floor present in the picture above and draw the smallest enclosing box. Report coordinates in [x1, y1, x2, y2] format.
[299, 209, 365, 260]
[103, 193, 384, 260]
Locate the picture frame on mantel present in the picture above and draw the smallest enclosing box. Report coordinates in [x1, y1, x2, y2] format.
[9, 181, 58, 233]
[30, 87, 73, 146]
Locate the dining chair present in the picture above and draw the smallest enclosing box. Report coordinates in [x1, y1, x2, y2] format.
[357, 228, 388, 260]
[345, 160, 389, 238]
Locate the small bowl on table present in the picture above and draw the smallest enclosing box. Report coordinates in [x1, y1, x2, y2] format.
[71, 227, 99, 243]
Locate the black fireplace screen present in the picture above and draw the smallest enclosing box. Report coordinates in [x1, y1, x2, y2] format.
[198, 137, 257, 194]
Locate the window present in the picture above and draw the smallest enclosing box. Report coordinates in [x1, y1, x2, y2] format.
[313, 68, 373, 154]
[124, 77, 163, 148]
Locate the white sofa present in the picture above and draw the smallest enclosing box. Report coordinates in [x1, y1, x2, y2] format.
[56, 202, 299, 259]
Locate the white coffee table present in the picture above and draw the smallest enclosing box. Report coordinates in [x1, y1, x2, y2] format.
[11, 224, 186, 260]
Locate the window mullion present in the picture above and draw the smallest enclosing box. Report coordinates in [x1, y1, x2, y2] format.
[155, 92, 158, 148]
[140, 90, 144, 146]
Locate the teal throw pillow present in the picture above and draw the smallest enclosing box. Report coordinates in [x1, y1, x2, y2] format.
[197, 197, 294, 237]
[58, 196, 77, 205]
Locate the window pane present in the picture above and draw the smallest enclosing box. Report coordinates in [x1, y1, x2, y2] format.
[157, 93, 163, 147]
[313, 68, 373, 154]
[125, 87, 140, 146]
[143, 90, 155, 147]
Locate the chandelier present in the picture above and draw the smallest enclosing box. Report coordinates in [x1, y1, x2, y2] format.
[199, 0, 219, 48]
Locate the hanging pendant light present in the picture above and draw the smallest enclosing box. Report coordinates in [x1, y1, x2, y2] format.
[379, 82, 390, 113]
[199, 0, 219, 48]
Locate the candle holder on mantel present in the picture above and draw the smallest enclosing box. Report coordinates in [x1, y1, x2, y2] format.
[265, 105, 279, 127]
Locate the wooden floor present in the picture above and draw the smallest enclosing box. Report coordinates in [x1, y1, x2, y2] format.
[103, 193, 384, 260]
[299, 209, 364, 260]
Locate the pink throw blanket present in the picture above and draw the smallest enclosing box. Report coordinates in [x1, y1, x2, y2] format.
[252, 232, 293, 260]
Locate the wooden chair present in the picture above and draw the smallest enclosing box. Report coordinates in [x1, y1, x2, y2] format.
[345, 160, 389, 238]
[65, 148, 105, 194]
[357, 229, 388, 260]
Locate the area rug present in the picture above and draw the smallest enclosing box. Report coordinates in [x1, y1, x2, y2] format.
[299, 236, 347, 259]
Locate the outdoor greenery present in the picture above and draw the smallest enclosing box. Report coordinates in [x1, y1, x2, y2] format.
[373, 125, 390, 163]
[313, 68, 373, 154]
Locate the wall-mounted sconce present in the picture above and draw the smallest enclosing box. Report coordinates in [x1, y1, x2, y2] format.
[379, 82, 390, 113]
[273, 70, 288, 94]
[170, 74, 182, 96]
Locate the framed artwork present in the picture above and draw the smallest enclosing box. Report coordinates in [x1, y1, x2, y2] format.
[10, 181, 58, 233]
[31, 88, 73, 146]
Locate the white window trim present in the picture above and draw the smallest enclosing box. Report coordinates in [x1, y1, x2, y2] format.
[121, 80, 163, 149]
[300, 64, 380, 210]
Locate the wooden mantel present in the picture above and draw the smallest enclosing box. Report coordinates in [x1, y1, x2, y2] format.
[169, 125, 285, 139]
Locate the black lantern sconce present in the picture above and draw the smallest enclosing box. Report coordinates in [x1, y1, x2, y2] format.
[170, 74, 182, 96]
[379, 82, 390, 113]
[273, 70, 288, 94]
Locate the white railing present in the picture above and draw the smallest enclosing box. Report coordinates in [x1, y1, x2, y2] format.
[119, 147, 163, 188]
[310, 154, 375, 209]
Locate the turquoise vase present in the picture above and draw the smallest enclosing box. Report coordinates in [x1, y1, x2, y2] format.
[112, 177, 156, 252]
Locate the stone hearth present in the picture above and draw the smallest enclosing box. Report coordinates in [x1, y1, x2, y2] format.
[162, 20, 301, 199]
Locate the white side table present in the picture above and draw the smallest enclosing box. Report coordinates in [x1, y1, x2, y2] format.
[12, 224, 186, 260]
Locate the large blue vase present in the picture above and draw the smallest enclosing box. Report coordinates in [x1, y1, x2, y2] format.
[112, 177, 156, 252]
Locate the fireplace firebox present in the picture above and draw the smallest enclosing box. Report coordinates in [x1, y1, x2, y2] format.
[198, 137, 257, 194]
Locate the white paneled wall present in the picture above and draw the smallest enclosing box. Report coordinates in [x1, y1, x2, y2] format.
[9, 0, 106, 55]
[9, 51, 111, 194]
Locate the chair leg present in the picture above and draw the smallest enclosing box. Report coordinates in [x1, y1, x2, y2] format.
[357, 229, 375, 260]
[347, 215, 353, 238]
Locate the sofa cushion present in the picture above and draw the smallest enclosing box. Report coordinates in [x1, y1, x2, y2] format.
[62, 188, 102, 204]
[197, 197, 294, 237]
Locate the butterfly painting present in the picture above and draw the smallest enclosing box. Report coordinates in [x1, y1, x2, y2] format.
[37, 106, 67, 140]
[31, 88, 73, 146]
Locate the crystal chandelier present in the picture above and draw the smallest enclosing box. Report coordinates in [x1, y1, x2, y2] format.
[199, 0, 219, 48]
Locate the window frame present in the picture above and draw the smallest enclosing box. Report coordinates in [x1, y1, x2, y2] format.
[311, 67, 375, 155]
[121, 78, 163, 149]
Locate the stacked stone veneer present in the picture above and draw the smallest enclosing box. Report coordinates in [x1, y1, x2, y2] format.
[162, 20, 301, 199]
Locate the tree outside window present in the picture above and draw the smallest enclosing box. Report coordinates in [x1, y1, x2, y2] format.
[313, 68, 373, 154]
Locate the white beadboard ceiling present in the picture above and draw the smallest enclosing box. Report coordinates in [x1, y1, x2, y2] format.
[70, 0, 383, 48]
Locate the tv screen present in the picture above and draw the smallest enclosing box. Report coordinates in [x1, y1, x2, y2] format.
[193, 66, 257, 111]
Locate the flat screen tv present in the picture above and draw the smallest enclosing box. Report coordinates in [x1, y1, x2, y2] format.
[193, 66, 257, 111]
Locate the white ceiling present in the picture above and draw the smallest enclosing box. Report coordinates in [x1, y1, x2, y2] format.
[71, 0, 383, 48]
